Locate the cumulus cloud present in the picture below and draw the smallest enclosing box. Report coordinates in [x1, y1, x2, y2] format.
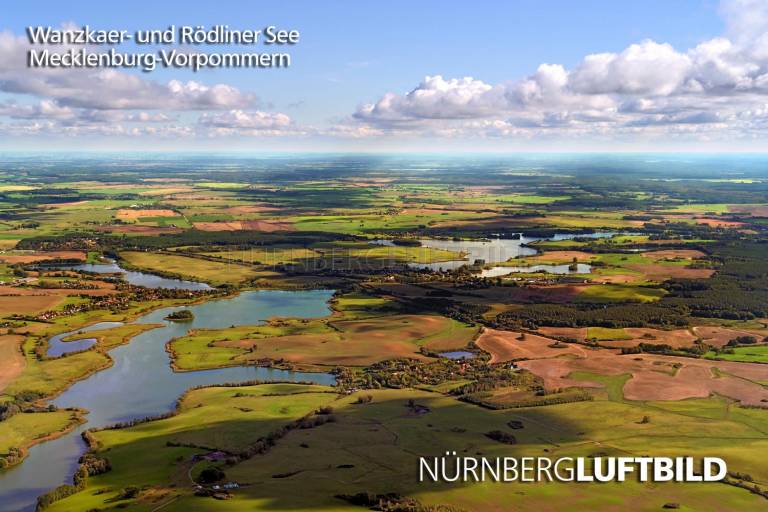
[197, 110, 307, 137]
[0, 26, 299, 139]
[349, 0, 768, 144]
[354, 76, 503, 125]
[0, 28, 254, 111]
[2, 0, 768, 146]
[0, 100, 74, 120]
[198, 110, 292, 130]
[570, 41, 691, 95]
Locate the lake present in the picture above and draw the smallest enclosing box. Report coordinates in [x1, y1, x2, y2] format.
[0, 289, 335, 512]
[410, 232, 621, 271]
[480, 263, 593, 278]
[438, 351, 476, 360]
[60, 260, 212, 291]
[46, 321, 124, 357]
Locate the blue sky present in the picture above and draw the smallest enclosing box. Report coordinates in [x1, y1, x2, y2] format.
[1, 0, 766, 151]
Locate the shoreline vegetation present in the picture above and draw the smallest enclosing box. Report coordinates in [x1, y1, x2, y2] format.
[1, 285, 337, 472]
[37, 382, 339, 510]
[0, 408, 85, 471]
[0, 293, 227, 468]
[61, 323, 163, 350]
[7, 295, 216, 398]
[165, 290, 482, 373]
[164, 309, 194, 322]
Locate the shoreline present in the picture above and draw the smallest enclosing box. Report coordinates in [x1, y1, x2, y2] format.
[22, 294, 219, 405]
[1, 289, 235, 451]
[0, 287, 336, 473]
[0, 408, 86, 472]
[164, 297, 346, 375]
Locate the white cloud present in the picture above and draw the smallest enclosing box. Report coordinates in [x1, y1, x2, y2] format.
[198, 110, 292, 130]
[0, 119, 195, 138]
[0, 26, 293, 140]
[355, 76, 503, 125]
[721, 0, 768, 45]
[348, 0, 768, 145]
[198, 110, 306, 137]
[570, 41, 691, 95]
[0, 29, 254, 110]
[0, 100, 74, 120]
[2, 0, 768, 147]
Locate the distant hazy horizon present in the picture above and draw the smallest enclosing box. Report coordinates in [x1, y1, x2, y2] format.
[2, 152, 768, 179]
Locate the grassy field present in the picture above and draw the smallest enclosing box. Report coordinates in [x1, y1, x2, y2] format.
[586, 327, 633, 341]
[120, 252, 265, 286]
[661, 203, 731, 214]
[47, 384, 768, 512]
[313, 241, 463, 265]
[203, 242, 463, 270]
[5, 340, 111, 398]
[0, 262, 15, 282]
[576, 283, 668, 303]
[2, 166, 767, 511]
[289, 211, 489, 235]
[510, 249, 712, 285]
[705, 344, 768, 363]
[0, 410, 81, 467]
[46, 383, 336, 511]
[63, 324, 162, 350]
[202, 247, 321, 266]
[168, 292, 477, 371]
[170, 311, 478, 370]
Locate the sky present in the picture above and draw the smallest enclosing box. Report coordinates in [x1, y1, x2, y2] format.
[0, 0, 767, 152]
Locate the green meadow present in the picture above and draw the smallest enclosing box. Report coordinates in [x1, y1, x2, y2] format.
[47, 385, 768, 512]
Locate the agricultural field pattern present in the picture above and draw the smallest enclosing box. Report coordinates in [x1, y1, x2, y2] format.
[0, 153, 767, 512]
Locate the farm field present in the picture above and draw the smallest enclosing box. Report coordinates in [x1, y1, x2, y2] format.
[170, 291, 479, 370]
[0, 155, 767, 511]
[0, 334, 24, 393]
[519, 350, 768, 405]
[202, 241, 464, 270]
[45, 384, 768, 512]
[705, 344, 768, 363]
[119, 251, 267, 286]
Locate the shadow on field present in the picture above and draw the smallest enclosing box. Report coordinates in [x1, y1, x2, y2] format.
[84, 393, 593, 510]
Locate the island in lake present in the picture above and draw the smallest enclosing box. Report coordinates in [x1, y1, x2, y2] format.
[164, 310, 195, 322]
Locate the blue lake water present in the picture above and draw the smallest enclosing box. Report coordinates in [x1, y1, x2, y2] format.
[438, 351, 476, 360]
[61, 261, 212, 291]
[480, 263, 593, 278]
[0, 234, 625, 510]
[0, 289, 335, 512]
[410, 232, 622, 271]
[46, 321, 124, 357]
